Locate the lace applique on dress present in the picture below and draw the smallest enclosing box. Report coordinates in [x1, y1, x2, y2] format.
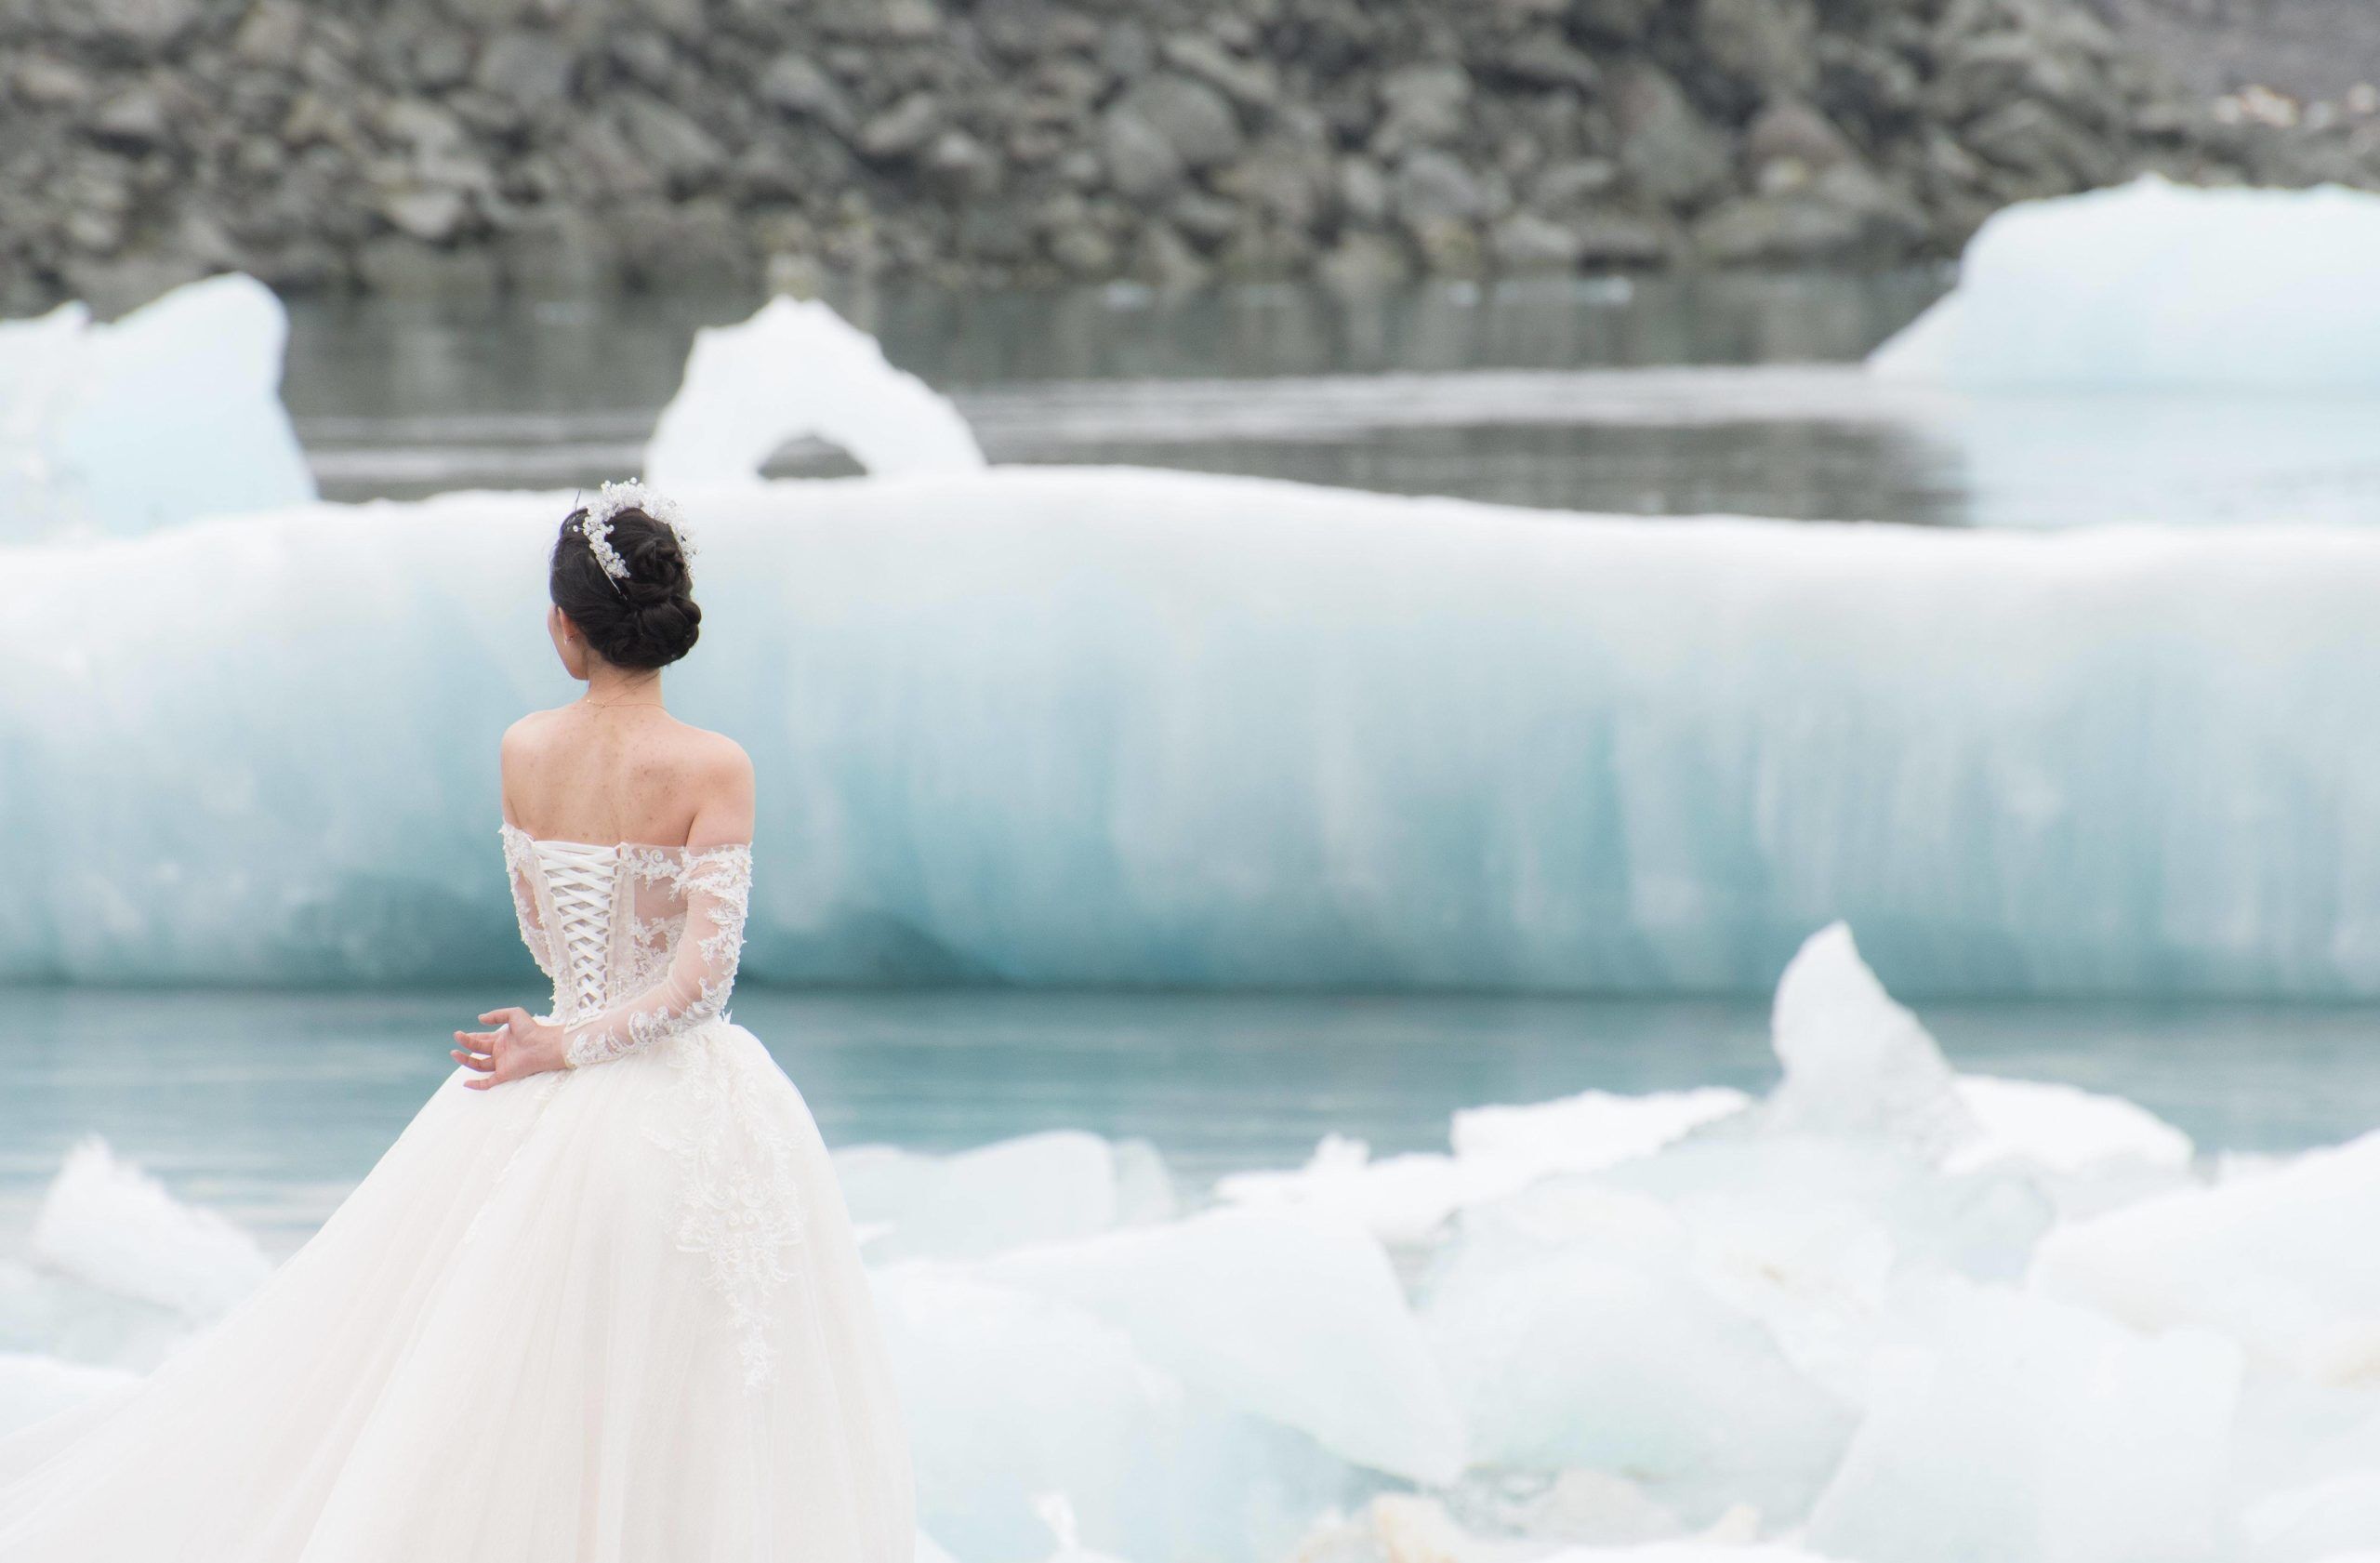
[643, 1035, 807, 1388]
[496, 829, 796, 1384]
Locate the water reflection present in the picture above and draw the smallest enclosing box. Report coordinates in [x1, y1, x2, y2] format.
[285, 272, 1962, 523]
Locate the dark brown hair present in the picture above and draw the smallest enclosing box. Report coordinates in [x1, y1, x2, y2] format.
[550, 506, 702, 669]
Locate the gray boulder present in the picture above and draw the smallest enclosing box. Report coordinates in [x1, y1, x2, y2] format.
[1613, 65, 1733, 206]
[1100, 107, 1185, 200]
[1490, 211, 1584, 272]
[1112, 73, 1242, 169]
[1698, 0, 1818, 96]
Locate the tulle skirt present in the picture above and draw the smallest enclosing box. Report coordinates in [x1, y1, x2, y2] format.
[0, 1021, 913, 1563]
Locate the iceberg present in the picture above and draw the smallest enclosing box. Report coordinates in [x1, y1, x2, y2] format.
[835, 1133, 1175, 1263]
[0, 273, 313, 538]
[29, 1139, 268, 1320]
[1871, 178, 2380, 391]
[2032, 1130, 2380, 1383]
[1804, 1284, 2242, 1563]
[645, 296, 985, 487]
[11, 476, 2380, 998]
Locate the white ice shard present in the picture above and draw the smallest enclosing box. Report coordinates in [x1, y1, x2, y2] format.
[1449, 1088, 1752, 1178]
[1760, 924, 1977, 1162]
[1804, 1284, 2242, 1563]
[835, 1132, 1175, 1263]
[871, 1263, 1346, 1563]
[1421, 1181, 1856, 1526]
[19, 473, 2380, 998]
[0, 273, 313, 538]
[1871, 177, 2380, 391]
[29, 1139, 269, 1319]
[1218, 1091, 1748, 1247]
[1948, 1076, 2194, 1176]
[2033, 1129, 2380, 1383]
[644, 296, 985, 488]
[983, 1208, 1465, 1486]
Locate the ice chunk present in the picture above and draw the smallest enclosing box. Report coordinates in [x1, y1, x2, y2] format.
[835, 1132, 1175, 1262]
[1422, 1182, 1855, 1526]
[985, 1209, 1466, 1485]
[1871, 178, 2380, 391]
[1948, 1076, 2193, 1176]
[1215, 1136, 1483, 1248]
[1220, 1091, 1749, 1248]
[2033, 1129, 2380, 1383]
[1450, 1088, 1751, 1172]
[873, 1264, 1345, 1563]
[2241, 1470, 2380, 1563]
[644, 296, 985, 488]
[29, 1138, 269, 1318]
[1760, 924, 1977, 1161]
[0, 273, 313, 538]
[1804, 1284, 2241, 1563]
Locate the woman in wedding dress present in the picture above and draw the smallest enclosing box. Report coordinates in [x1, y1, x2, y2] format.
[0, 482, 913, 1563]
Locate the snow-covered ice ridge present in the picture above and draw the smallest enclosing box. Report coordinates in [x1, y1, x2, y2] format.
[15, 925, 2380, 1563]
[6, 472, 2380, 997]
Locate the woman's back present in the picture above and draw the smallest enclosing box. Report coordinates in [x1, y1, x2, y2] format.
[500, 702, 754, 850]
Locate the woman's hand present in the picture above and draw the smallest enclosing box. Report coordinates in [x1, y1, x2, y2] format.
[452, 1007, 572, 1089]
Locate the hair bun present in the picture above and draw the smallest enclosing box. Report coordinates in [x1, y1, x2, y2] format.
[550, 503, 704, 669]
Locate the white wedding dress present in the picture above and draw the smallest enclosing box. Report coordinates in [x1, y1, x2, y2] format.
[0, 826, 913, 1562]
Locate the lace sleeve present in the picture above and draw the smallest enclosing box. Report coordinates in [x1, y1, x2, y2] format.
[499, 823, 555, 980]
[562, 843, 753, 1070]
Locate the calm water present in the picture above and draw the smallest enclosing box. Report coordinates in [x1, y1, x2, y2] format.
[284, 272, 1972, 523]
[6, 986, 2377, 1252]
[283, 271, 2380, 529]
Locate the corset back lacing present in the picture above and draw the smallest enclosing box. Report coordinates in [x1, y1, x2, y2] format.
[535, 840, 618, 1019]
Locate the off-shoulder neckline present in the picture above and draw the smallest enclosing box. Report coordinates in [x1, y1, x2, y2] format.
[499, 822, 751, 854]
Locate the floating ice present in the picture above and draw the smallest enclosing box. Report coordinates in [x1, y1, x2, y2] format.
[12, 474, 2380, 998]
[1871, 178, 2380, 391]
[29, 1139, 268, 1319]
[836, 1133, 1176, 1262]
[0, 273, 313, 538]
[1760, 924, 1977, 1161]
[1218, 1090, 1749, 1246]
[983, 1209, 1466, 1485]
[644, 296, 985, 488]
[2033, 1130, 2380, 1383]
[1421, 1182, 1856, 1526]
[1805, 1284, 2241, 1563]
[1948, 1076, 2194, 1177]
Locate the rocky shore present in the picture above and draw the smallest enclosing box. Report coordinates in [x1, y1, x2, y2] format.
[3, 0, 2376, 310]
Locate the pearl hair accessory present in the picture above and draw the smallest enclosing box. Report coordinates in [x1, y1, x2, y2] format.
[575, 478, 696, 589]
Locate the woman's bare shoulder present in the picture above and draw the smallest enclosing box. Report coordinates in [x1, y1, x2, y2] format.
[664, 722, 754, 792]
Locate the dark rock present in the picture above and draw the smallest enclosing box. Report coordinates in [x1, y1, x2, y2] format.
[1567, 209, 1679, 267]
[1160, 33, 1279, 110]
[857, 93, 943, 160]
[1698, 0, 1818, 98]
[1490, 210, 1583, 271]
[759, 54, 856, 134]
[1316, 229, 1413, 292]
[475, 32, 575, 113]
[1372, 62, 1472, 156]
[1111, 72, 1242, 168]
[1613, 65, 1734, 207]
[1100, 107, 1185, 200]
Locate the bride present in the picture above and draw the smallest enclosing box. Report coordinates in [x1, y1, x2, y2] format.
[0, 483, 914, 1562]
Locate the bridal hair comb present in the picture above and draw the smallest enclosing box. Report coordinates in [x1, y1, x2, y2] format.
[575, 478, 697, 589]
